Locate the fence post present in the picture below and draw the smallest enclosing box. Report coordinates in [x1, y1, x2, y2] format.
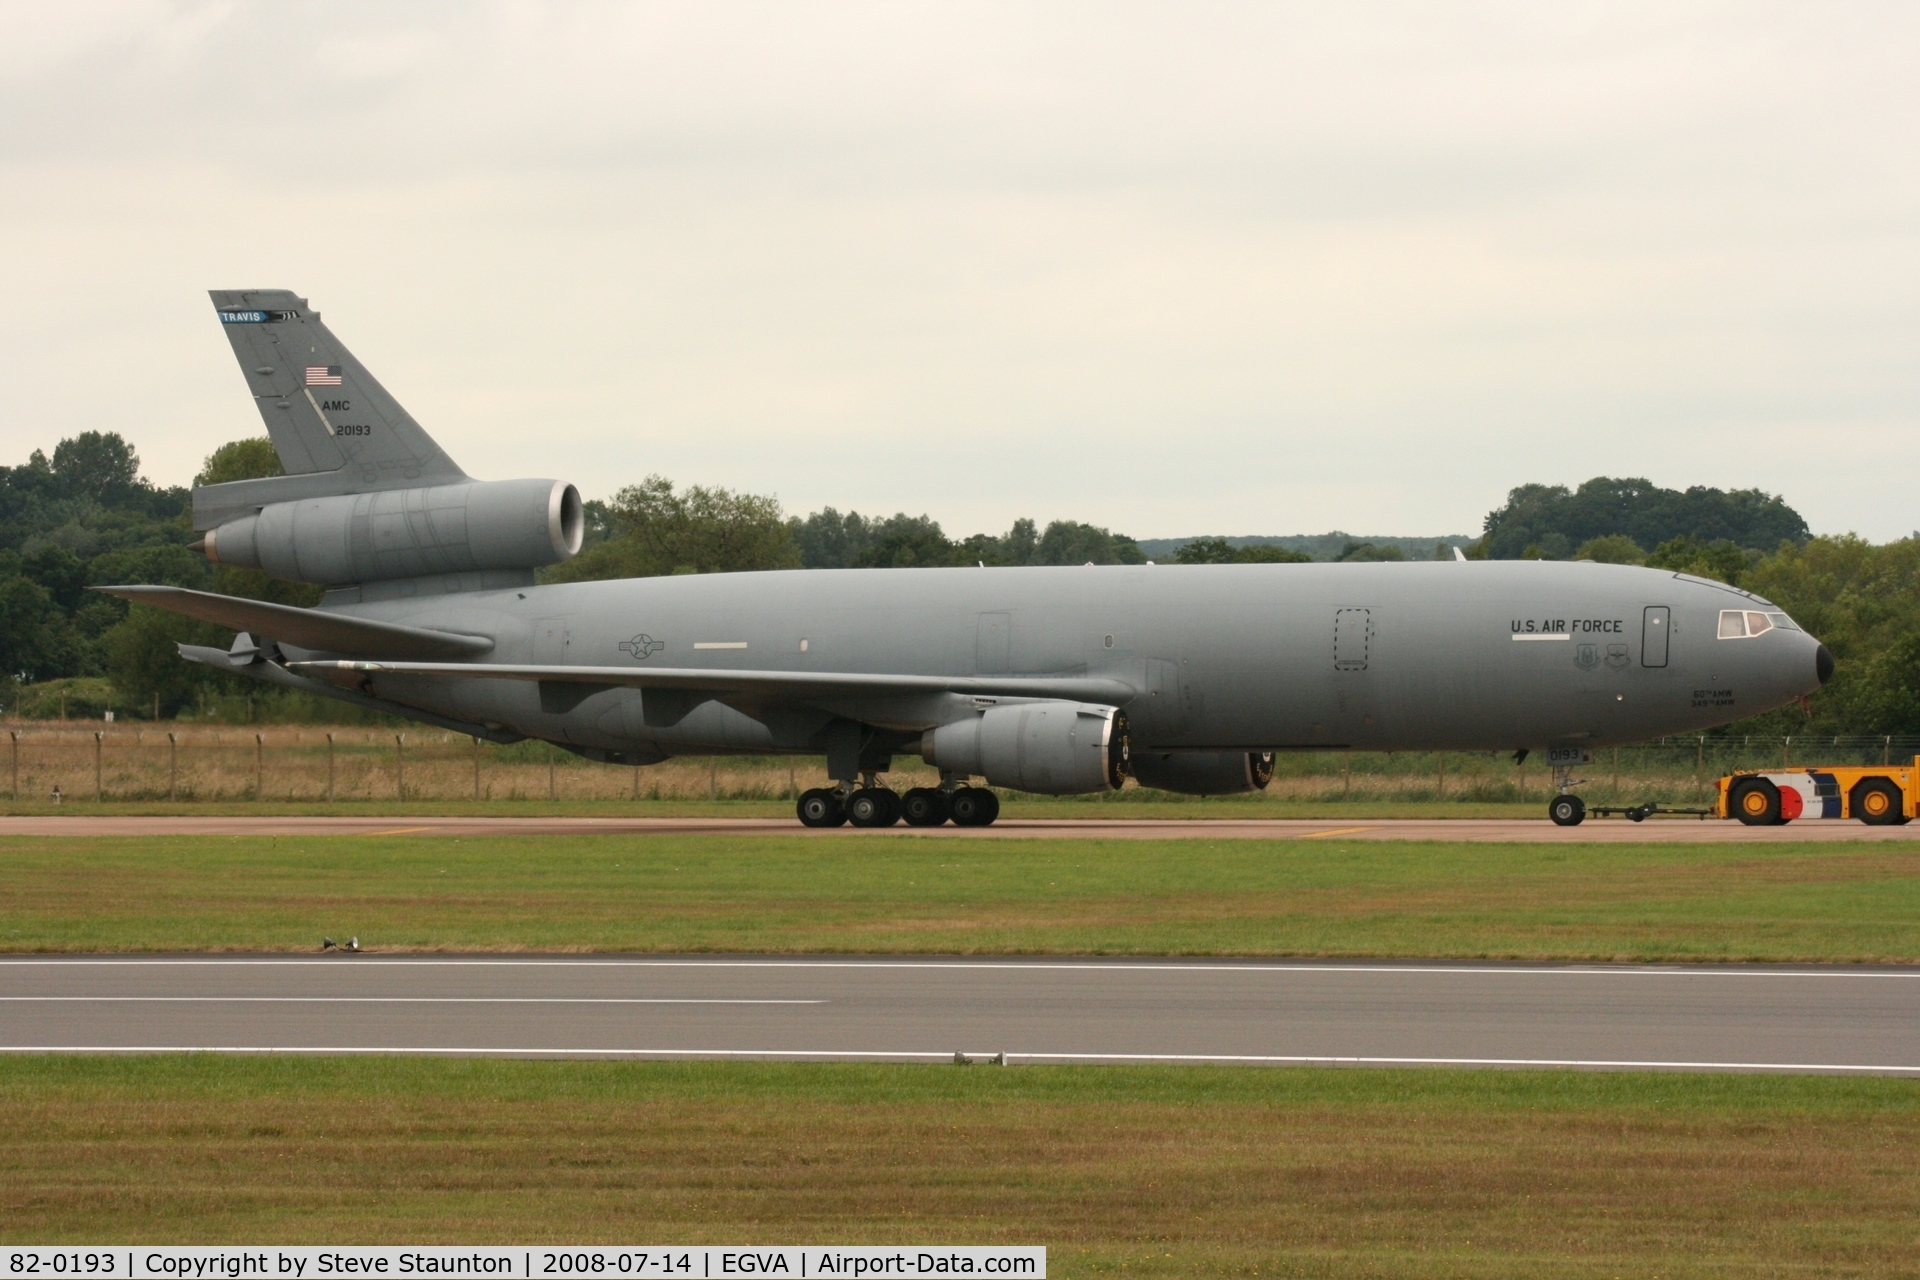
[1783, 736, 1791, 769]
[1343, 750, 1351, 800]
[395, 734, 406, 801]
[1886, 735, 1892, 766]
[631, 762, 639, 801]
[1516, 753, 1524, 802]
[9, 730, 17, 801]
[548, 742, 556, 801]
[254, 732, 264, 800]
[167, 732, 178, 801]
[1612, 746, 1619, 799]
[94, 730, 104, 801]
[474, 736, 483, 802]
[326, 733, 336, 802]
[1696, 736, 1704, 801]
[709, 758, 717, 801]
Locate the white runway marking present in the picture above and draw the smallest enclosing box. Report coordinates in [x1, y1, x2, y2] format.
[0, 996, 822, 1004]
[2, 957, 1913, 979]
[0, 1045, 1914, 1074]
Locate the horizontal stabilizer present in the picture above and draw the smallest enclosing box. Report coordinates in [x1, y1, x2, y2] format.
[96, 586, 494, 660]
[287, 660, 1136, 705]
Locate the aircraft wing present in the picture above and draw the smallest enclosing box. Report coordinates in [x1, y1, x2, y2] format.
[287, 659, 1137, 705]
[94, 585, 495, 661]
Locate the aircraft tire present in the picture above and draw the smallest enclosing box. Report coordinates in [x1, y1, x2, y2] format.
[1851, 778, 1906, 825]
[950, 786, 1000, 827]
[1548, 794, 1585, 826]
[1730, 778, 1783, 825]
[846, 787, 901, 828]
[796, 788, 848, 828]
[901, 787, 950, 826]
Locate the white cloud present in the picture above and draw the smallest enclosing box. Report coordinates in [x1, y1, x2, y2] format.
[0, 2, 1915, 539]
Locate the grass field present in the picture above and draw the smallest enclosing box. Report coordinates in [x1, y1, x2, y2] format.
[2, 1057, 1916, 1276]
[4, 832, 1918, 960]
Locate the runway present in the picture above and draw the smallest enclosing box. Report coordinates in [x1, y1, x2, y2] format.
[4, 955, 1918, 1074]
[6, 815, 1920, 840]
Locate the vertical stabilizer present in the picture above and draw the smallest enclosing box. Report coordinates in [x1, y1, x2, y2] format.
[207, 289, 467, 487]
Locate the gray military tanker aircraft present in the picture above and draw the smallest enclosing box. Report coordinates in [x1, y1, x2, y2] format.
[99, 290, 1833, 827]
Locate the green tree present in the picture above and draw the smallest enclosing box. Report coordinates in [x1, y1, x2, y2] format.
[852, 515, 957, 568]
[1481, 477, 1806, 560]
[1644, 535, 1749, 584]
[1573, 535, 1646, 564]
[1034, 520, 1147, 565]
[195, 437, 284, 487]
[547, 475, 801, 581]
[1175, 537, 1308, 565]
[1336, 540, 1405, 563]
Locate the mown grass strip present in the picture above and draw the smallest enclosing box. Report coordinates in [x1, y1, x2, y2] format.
[2, 834, 1917, 961]
[1, 1057, 1916, 1278]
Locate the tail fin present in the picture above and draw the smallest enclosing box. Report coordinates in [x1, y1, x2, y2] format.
[196, 290, 468, 528]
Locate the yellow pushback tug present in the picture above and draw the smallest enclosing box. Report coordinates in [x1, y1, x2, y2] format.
[1565, 755, 1916, 826]
[1711, 760, 1916, 826]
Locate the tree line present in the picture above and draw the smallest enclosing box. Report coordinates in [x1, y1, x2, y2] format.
[2, 433, 1910, 737]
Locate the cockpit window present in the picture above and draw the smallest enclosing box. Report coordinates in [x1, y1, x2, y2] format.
[1720, 609, 1789, 639]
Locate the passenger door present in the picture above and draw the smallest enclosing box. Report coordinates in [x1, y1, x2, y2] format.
[1642, 606, 1670, 668]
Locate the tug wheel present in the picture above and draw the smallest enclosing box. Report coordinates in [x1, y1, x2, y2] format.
[1851, 778, 1907, 826]
[1731, 779, 1783, 826]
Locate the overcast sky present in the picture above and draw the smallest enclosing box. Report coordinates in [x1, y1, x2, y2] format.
[2, 2, 1916, 541]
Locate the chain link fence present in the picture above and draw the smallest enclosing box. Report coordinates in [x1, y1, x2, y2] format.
[5, 723, 1918, 806]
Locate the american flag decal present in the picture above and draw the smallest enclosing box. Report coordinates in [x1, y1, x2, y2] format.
[305, 365, 343, 386]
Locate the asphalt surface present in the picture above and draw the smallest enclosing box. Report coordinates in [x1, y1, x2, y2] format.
[4, 956, 1917, 1074]
[6, 815, 1920, 840]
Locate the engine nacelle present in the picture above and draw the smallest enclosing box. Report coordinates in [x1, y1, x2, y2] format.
[920, 702, 1127, 795]
[1129, 751, 1274, 795]
[200, 478, 582, 585]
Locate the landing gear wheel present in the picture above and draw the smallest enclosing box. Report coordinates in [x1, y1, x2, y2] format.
[901, 787, 951, 827]
[949, 787, 1001, 828]
[1731, 778, 1783, 826]
[846, 787, 901, 828]
[1548, 794, 1586, 826]
[1851, 778, 1907, 826]
[796, 788, 847, 828]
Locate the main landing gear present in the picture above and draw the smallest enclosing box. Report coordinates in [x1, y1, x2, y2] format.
[795, 776, 999, 828]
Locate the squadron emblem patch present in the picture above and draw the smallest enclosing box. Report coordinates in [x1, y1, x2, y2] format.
[619, 633, 665, 660]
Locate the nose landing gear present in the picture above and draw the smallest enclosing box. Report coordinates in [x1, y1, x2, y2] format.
[1548, 759, 1587, 826]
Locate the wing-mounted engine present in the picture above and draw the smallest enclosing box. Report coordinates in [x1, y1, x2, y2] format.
[195, 477, 583, 586]
[920, 702, 1128, 795]
[1130, 751, 1274, 795]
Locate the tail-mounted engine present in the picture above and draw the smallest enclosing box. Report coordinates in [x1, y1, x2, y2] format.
[920, 702, 1129, 795]
[194, 477, 583, 586]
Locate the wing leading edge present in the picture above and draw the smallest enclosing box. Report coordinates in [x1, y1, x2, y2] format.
[94, 585, 494, 661]
[288, 659, 1137, 705]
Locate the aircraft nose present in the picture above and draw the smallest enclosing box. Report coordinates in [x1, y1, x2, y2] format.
[1816, 643, 1835, 686]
